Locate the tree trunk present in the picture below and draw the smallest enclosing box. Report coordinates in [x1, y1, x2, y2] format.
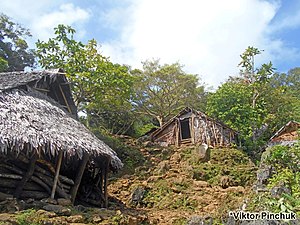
[157, 115, 164, 127]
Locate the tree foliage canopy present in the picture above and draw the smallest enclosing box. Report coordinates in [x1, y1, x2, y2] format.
[36, 25, 134, 111]
[207, 46, 299, 150]
[132, 59, 207, 126]
[0, 13, 35, 72]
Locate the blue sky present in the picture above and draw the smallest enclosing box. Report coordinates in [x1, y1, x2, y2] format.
[1, 0, 300, 88]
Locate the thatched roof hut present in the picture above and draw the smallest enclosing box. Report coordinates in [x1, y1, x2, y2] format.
[151, 107, 239, 147]
[268, 121, 300, 146]
[0, 70, 122, 206]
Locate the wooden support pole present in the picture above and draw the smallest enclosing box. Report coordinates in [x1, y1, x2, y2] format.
[103, 157, 111, 208]
[14, 153, 38, 198]
[175, 121, 179, 147]
[191, 116, 195, 144]
[70, 153, 89, 204]
[51, 151, 63, 199]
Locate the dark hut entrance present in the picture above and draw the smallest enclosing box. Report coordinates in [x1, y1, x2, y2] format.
[180, 119, 191, 140]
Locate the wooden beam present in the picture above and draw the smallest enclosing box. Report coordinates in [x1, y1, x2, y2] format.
[51, 151, 63, 199]
[14, 153, 38, 198]
[59, 84, 72, 114]
[70, 153, 89, 204]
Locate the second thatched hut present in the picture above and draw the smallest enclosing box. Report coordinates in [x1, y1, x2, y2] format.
[0, 70, 122, 207]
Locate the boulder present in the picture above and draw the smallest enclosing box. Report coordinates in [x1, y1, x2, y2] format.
[156, 160, 170, 174]
[42, 204, 71, 216]
[186, 215, 213, 225]
[130, 186, 146, 206]
[257, 165, 272, 185]
[192, 144, 210, 163]
[270, 183, 291, 198]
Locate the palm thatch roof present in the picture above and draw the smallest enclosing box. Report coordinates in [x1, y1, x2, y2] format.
[269, 121, 300, 146]
[0, 71, 123, 171]
[0, 69, 77, 116]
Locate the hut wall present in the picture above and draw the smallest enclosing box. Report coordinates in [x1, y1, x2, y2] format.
[193, 115, 235, 147]
[153, 121, 176, 146]
[152, 111, 238, 147]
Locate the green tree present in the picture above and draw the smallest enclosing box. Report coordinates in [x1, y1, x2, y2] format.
[265, 69, 300, 134]
[36, 25, 134, 132]
[0, 13, 35, 71]
[132, 59, 206, 126]
[207, 47, 275, 149]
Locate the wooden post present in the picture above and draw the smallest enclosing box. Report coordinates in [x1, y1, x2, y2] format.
[14, 153, 38, 198]
[70, 153, 89, 204]
[191, 115, 195, 144]
[212, 123, 218, 147]
[51, 151, 63, 199]
[175, 120, 179, 147]
[103, 157, 111, 208]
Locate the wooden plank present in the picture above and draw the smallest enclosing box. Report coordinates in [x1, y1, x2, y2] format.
[70, 153, 89, 203]
[14, 153, 38, 198]
[51, 150, 63, 199]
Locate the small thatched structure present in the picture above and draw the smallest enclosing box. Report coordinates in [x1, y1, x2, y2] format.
[0, 70, 122, 206]
[268, 121, 300, 146]
[151, 107, 239, 147]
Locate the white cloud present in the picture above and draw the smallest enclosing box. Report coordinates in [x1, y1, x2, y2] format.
[1, 1, 90, 43]
[101, 0, 281, 88]
[32, 3, 91, 41]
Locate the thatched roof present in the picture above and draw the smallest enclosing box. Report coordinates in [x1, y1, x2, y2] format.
[0, 70, 77, 116]
[0, 73, 123, 171]
[269, 121, 300, 145]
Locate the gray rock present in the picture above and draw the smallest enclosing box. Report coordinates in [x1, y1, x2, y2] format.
[42, 204, 71, 216]
[186, 215, 213, 225]
[257, 165, 272, 185]
[156, 160, 170, 174]
[130, 186, 145, 206]
[270, 183, 291, 198]
[192, 144, 210, 163]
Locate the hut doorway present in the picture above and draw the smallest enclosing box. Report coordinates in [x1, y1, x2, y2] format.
[180, 119, 191, 140]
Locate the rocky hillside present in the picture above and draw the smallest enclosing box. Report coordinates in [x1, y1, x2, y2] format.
[0, 137, 258, 225]
[107, 137, 257, 224]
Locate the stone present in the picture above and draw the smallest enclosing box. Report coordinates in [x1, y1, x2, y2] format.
[128, 216, 138, 225]
[270, 183, 291, 198]
[193, 180, 210, 190]
[143, 141, 153, 147]
[35, 209, 57, 218]
[0, 213, 18, 224]
[130, 186, 145, 206]
[42, 198, 58, 205]
[67, 215, 84, 223]
[257, 165, 272, 185]
[186, 215, 213, 225]
[73, 204, 88, 212]
[42, 204, 71, 216]
[121, 191, 131, 196]
[57, 198, 72, 206]
[156, 160, 170, 174]
[92, 215, 103, 223]
[192, 144, 210, 163]
[220, 176, 232, 188]
[171, 152, 182, 163]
